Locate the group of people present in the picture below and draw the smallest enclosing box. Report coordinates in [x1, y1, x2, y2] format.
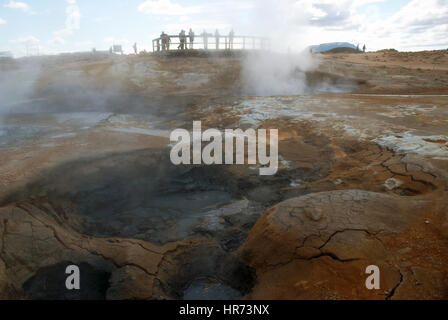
[157, 29, 235, 51]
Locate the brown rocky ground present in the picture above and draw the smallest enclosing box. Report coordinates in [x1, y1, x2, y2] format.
[322, 49, 448, 71]
[317, 50, 448, 94]
[0, 49, 447, 299]
[240, 190, 448, 299]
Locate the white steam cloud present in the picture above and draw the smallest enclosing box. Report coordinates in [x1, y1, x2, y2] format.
[239, 0, 319, 96]
[241, 51, 318, 96]
[0, 60, 42, 115]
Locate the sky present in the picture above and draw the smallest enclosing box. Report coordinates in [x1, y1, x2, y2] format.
[0, 0, 447, 57]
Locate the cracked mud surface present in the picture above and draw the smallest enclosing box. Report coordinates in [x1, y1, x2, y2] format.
[1, 50, 447, 299]
[240, 190, 447, 299]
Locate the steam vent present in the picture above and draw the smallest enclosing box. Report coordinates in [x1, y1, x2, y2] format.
[1, 1, 448, 304]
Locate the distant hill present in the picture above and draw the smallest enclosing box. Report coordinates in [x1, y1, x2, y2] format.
[310, 42, 359, 53]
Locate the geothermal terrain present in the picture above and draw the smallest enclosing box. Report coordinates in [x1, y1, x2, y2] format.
[0, 49, 447, 300]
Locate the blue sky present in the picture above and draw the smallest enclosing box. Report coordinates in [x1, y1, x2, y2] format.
[0, 0, 447, 57]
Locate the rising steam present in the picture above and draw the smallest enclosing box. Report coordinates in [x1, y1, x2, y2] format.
[239, 0, 319, 96]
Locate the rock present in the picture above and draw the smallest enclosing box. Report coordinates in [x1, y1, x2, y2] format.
[393, 267, 448, 300]
[106, 266, 154, 300]
[240, 190, 424, 268]
[0, 201, 255, 300]
[384, 178, 403, 190]
[239, 190, 448, 299]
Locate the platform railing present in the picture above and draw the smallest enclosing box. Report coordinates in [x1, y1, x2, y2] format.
[152, 35, 270, 52]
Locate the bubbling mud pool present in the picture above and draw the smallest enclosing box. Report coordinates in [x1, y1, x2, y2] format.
[1, 145, 308, 300]
[3, 146, 314, 246]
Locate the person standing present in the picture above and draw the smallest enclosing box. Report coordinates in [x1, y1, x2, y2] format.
[178, 30, 186, 50]
[202, 30, 209, 49]
[228, 29, 235, 50]
[167, 34, 171, 50]
[189, 28, 195, 49]
[215, 29, 220, 50]
[133, 42, 138, 55]
[161, 31, 167, 51]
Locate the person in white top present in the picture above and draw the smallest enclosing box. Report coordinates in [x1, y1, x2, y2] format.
[229, 29, 235, 50]
[215, 29, 220, 50]
[189, 29, 195, 49]
[202, 30, 209, 50]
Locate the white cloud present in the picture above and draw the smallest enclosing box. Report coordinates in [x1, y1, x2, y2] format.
[179, 15, 191, 22]
[273, 0, 448, 51]
[160, 21, 231, 33]
[103, 37, 130, 44]
[4, 1, 30, 12]
[75, 41, 93, 47]
[354, 0, 448, 50]
[388, 0, 448, 28]
[65, 4, 81, 31]
[3, 0, 447, 56]
[138, 0, 202, 15]
[54, 0, 80, 37]
[9, 35, 40, 44]
[48, 37, 65, 45]
[45, 0, 80, 53]
[353, 0, 385, 7]
[93, 17, 111, 23]
[149, 0, 255, 36]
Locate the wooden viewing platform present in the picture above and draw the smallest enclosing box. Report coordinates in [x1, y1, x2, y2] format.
[152, 35, 270, 52]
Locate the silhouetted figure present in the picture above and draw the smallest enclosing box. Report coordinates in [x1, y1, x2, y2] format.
[363, 44, 366, 52]
[229, 29, 235, 50]
[215, 29, 220, 50]
[189, 29, 195, 49]
[178, 30, 186, 50]
[202, 30, 209, 49]
[167, 35, 171, 50]
[161, 32, 168, 50]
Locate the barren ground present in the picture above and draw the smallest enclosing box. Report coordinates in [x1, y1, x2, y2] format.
[0, 49, 447, 300]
